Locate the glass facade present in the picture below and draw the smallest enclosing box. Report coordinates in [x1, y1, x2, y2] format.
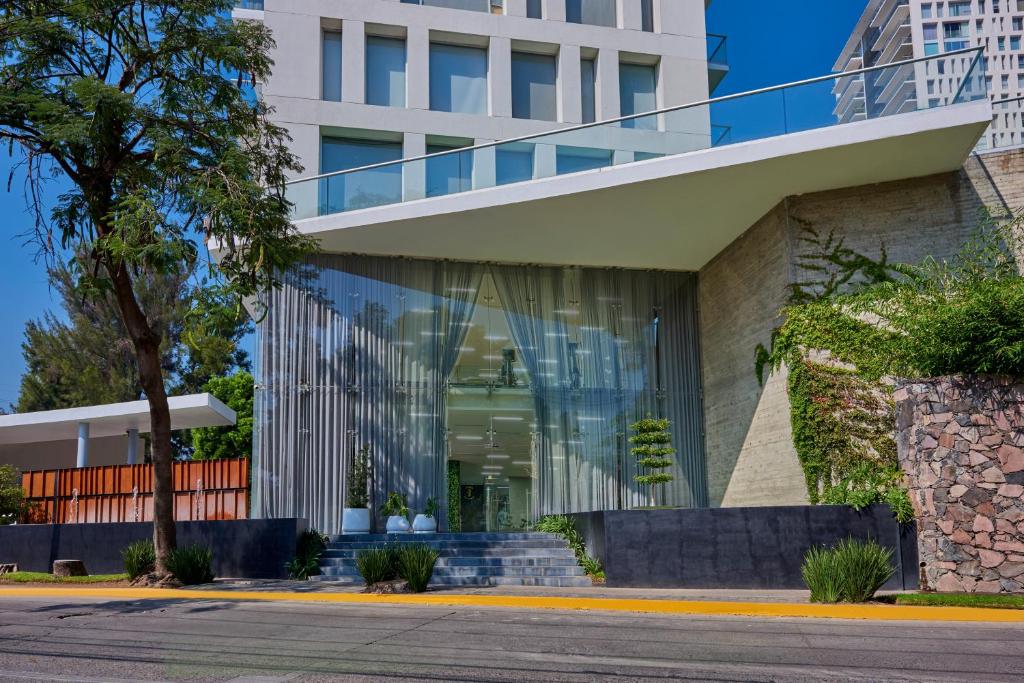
[254, 254, 707, 534]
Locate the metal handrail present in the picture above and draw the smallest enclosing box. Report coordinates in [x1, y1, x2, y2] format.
[286, 45, 985, 186]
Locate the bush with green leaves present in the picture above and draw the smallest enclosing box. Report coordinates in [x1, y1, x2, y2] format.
[536, 515, 603, 578]
[397, 544, 439, 593]
[629, 418, 676, 506]
[802, 538, 895, 603]
[346, 445, 371, 509]
[166, 545, 215, 585]
[286, 529, 328, 580]
[121, 539, 156, 580]
[355, 545, 400, 585]
[0, 465, 26, 525]
[380, 492, 409, 519]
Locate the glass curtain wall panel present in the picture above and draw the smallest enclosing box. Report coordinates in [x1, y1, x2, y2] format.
[254, 255, 706, 533]
[620, 62, 658, 130]
[527, 0, 542, 18]
[565, 0, 616, 27]
[366, 37, 407, 107]
[320, 137, 403, 213]
[430, 43, 488, 114]
[322, 30, 343, 102]
[511, 52, 558, 121]
[581, 58, 597, 124]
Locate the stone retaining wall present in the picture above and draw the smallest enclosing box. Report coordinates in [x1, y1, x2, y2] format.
[896, 375, 1024, 593]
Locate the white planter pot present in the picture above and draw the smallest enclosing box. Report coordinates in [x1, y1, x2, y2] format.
[341, 508, 370, 534]
[385, 515, 411, 534]
[412, 514, 437, 534]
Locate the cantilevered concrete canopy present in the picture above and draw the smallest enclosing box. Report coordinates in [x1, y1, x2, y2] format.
[293, 101, 991, 272]
[0, 393, 235, 446]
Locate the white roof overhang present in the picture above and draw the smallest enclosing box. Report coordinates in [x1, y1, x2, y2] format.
[0, 393, 236, 445]
[292, 101, 991, 272]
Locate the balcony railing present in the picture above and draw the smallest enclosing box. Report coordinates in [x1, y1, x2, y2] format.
[285, 47, 987, 221]
[234, 0, 263, 9]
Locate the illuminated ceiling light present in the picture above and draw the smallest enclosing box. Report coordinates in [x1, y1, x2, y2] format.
[486, 454, 510, 460]
[539, 359, 558, 364]
[455, 435, 484, 441]
[492, 416, 524, 422]
[458, 347, 476, 353]
[446, 287, 477, 293]
[482, 355, 503, 361]
[511, 460, 531, 466]
[483, 334, 508, 342]
[421, 331, 444, 336]
[578, 416, 604, 422]
[410, 308, 435, 314]
[390, 341, 414, 347]
[554, 309, 579, 316]
[544, 332, 568, 338]
[478, 372, 499, 379]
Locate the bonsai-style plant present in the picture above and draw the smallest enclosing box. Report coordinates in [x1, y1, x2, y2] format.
[342, 445, 372, 534]
[629, 417, 676, 507]
[413, 496, 439, 534]
[380, 492, 411, 534]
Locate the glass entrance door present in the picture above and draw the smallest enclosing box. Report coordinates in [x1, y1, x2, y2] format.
[447, 274, 536, 532]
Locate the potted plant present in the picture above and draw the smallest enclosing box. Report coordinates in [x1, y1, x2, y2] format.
[342, 445, 371, 534]
[412, 497, 439, 534]
[380, 491, 411, 534]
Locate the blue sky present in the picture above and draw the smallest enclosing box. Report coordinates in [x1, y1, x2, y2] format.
[0, 1, 866, 410]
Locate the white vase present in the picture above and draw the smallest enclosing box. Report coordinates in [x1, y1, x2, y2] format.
[386, 515, 411, 534]
[341, 508, 370, 534]
[412, 514, 437, 534]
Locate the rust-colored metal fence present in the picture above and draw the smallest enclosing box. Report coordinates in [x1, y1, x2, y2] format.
[21, 459, 249, 524]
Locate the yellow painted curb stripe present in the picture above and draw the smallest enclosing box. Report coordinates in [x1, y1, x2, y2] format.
[2, 586, 1023, 623]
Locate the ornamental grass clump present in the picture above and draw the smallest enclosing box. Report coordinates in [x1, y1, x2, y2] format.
[397, 544, 439, 593]
[801, 538, 894, 603]
[286, 529, 328, 580]
[165, 544, 214, 585]
[355, 545, 399, 585]
[121, 539, 156, 580]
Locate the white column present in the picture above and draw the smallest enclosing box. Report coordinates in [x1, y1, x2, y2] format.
[617, 0, 642, 30]
[472, 139, 497, 189]
[489, 37, 513, 118]
[407, 26, 431, 111]
[403, 132, 427, 201]
[558, 45, 583, 124]
[535, 143, 558, 179]
[126, 429, 139, 465]
[597, 48, 621, 121]
[341, 20, 365, 104]
[76, 422, 89, 468]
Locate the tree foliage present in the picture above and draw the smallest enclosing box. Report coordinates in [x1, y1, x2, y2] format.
[0, 464, 26, 524]
[629, 417, 676, 506]
[191, 371, 253, 461]
[0, 0, 316, 573]
[16, 255, 251, 414]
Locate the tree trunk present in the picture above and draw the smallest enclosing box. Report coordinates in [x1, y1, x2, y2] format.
[107, 261, 177, 575]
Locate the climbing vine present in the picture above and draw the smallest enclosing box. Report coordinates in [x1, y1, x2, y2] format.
[447, 460, 461, 532]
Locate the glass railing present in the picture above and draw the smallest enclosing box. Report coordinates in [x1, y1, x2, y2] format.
[286, 47, 987, 221]
[234, 0, 264, 9]
[398, 0, 497, 13]
[707, 34, 728, 67]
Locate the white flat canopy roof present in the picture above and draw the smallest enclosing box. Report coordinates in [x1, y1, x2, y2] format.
[293, 101, 991, 272]
[0, 393, 236, 445]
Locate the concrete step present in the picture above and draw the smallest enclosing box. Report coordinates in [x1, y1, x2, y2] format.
[320, 555, 580, 568]
[326, 539, 570, 550]
[322, 547, 576, 559]
[309, 574, 593, 588]
[328, 532, 559, 542]
[318, 565, 586, 578]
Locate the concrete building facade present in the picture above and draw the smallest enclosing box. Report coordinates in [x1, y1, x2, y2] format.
[835, 0, 1024, 150]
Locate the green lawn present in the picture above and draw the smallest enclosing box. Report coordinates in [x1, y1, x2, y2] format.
[0, 571, 128, 584]
[891, 593, 1024, 610]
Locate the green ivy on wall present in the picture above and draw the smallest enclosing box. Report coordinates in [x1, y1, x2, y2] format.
[447, 460, 461, 533]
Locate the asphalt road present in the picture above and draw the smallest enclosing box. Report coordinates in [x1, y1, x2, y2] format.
[0, 595, 1023, 682]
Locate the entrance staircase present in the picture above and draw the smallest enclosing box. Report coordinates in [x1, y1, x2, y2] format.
[314, 532, 592, 587]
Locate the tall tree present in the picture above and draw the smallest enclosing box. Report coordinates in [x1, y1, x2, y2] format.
[1, 1, 315, 575]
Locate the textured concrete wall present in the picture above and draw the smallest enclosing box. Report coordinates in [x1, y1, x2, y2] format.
[570, 505, 917, 590]
[896, 376, 1024, 594]
[701, 148, 1024, 509]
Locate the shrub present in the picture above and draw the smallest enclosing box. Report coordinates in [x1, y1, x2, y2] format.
[0, 465, 26, 525]
[287, 529, 327, 580]
[801, 538, 894, 603]
[536, 515, 603, 578]
[346, 445, 371, 509]
[380, 492, 409, 519]
[801, 546, 843, 604]
[121, 539, 156, 580]
[166, 544, 215, 585]
[397, 544, 439, 593]
[355, 545, 399, 585]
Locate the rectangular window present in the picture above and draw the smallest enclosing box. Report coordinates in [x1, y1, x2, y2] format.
[565, 0, 616, 27]
[943, 21, 968, 38]
[924, 41, 940, 55]
[556, 145, 613, 174]
[922, 4, 933, 18]
[426, 143, 474, 198]
[511, 52, 558, 121]
[527, 0, 542, 18]
[322, 30, 343, 102]
[641, 0, 654, 32]
[430, 43, 488, 114]
[580, 58, 597, 124]
[923, 24, 938, 40]
[1014, 17, 1023, 30]
[949, 1, 971, 16]
[320, 136, 403, 213]
[496, 143, 535, 185]
[619, 62, 657, 130]
[366, 37, 406, 107]
[1012, 36, 1022, 50]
